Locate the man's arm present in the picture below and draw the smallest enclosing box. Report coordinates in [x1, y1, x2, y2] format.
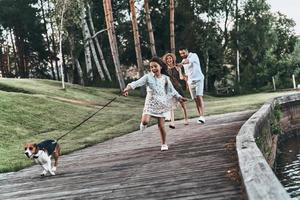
[188, 53, 200, 66]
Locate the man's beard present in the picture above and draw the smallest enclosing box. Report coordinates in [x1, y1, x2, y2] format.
[182, 55, 188, 59]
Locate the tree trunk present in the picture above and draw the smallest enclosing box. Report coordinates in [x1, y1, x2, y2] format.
[144, 0, 156, 56]
[0, 48, 3, 77]
[103, 0, 125, 90]
[47, 0, 59, 80]
[68, 34, 76, 84]
[84, 6, 105, 81]
[170, 0, 175, 54]
[9, 28, 19, 76]
[14, 29, 26, 78]
[85, 18, 106, 81]
[80, 2, 93, 81]
[129, 0, 144, 77]
[222, 0, 231, 52]
[87, 4, 112, 81]
[1, 46, 9, 76]
[235, 0, 240, 85]
[130, 0, 146, 97]
[220, 0, 233, 82]
[58, 0, 66, 89]
[75, 59, 84, 85]
[40, 0, 56, 80]
[205, 51, 209, 91]
[0, 47, 2, 76]
[62, 48, 68, 83]
[205, 0, 210, 91]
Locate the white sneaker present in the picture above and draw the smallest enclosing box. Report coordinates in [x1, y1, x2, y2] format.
[140, 123, 147, 133]
[161, 144, 168, 151]
[197, 116, 205, 124]
[41, 170, 47, 176]
[49, 170, 56, 176]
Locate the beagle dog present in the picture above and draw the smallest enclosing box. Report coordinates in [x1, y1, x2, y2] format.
[24, 140, 60, 176]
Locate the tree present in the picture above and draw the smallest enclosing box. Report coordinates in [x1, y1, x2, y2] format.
[87, 3, 112, 81]
[169, 0, 175, 54]
[144, 0, 157, 56]
[265, 12, 298, 89]
[103, 0, 125, 90]
[272, 12, 297, 60]
[48, 0, 60, 80]
[0, 0, 297, 93]
[85, 4, 106, 81]
[40, 0, 56, 79]
[0, 0, 48, 78]
[129, 0, 143, 78]
[58, 0, 67, 89]
[235, 0, 274, 89]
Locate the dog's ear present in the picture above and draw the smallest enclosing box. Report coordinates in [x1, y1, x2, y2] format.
[33, 143, 37, 147]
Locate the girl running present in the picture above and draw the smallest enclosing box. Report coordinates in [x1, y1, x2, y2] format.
[123, 57, 186, 151]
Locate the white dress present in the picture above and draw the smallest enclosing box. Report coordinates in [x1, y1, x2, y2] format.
[128, 73, 182, 118]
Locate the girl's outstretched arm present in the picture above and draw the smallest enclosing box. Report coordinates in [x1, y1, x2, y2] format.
[122, 85, 132, 96]
[128, 74, 148, 90]
[123, 74, 148, 96]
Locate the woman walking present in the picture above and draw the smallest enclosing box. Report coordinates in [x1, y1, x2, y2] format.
[162, 53, 189, 128]
[123, 57, 186, 151]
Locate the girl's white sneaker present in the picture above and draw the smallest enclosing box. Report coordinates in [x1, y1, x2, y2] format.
[161, 144, 168, 151]
[197, 116, 205, 124]
[140, 123, 147, 133]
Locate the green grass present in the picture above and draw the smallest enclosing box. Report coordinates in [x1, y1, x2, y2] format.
[0, 78, 297, 173]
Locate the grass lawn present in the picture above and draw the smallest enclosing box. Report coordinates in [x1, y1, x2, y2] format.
[0, 78, 298, 173]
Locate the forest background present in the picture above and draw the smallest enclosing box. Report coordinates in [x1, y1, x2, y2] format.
[0, 0, 299, 94]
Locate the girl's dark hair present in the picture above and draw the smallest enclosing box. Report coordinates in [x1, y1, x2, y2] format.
[149, 56, 169, 76]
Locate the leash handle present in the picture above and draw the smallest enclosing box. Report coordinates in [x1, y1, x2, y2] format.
[56, 96, 119, 142]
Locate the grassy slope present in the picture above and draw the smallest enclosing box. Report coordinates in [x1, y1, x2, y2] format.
[0, 78, 298, 172]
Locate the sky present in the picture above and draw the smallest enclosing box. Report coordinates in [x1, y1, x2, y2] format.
[266, 0, 300, 35]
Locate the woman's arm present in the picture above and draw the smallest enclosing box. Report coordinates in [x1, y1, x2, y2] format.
[166, 76, 187, 102]
[166, 76, 180, 99]
[176, 64, 186, 80]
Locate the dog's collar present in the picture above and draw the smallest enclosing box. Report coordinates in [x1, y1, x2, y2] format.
[32, 150, 43, 159]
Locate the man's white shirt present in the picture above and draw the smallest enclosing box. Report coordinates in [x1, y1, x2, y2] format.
[183, 52, 204, 84]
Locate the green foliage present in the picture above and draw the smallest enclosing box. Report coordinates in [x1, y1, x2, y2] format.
[272, 12, 297, 59]
[255, 103, 282, 163]
[0, 0, 48, 77]
[232, 0, 299, 91]
[0, 0, 299, 91]
[270, 103, 283, 135]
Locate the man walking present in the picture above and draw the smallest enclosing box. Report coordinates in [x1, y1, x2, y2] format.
[179, 47, 205, 124]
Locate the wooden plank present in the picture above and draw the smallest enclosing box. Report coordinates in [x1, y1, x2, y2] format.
[0, 110, 252, 200]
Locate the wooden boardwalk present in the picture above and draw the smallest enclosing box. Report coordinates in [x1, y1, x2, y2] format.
[0, 110, 253, 200]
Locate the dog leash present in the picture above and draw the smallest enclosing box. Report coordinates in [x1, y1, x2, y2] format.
[56, 95, 120, 142]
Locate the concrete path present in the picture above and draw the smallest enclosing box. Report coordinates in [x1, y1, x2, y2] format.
[0, 110, 253, 200]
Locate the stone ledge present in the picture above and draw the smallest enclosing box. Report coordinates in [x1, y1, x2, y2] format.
[236, 93, 300, 200]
